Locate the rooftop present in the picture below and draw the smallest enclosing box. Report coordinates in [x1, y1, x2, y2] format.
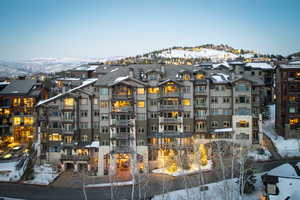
[0, 80, 37, 95]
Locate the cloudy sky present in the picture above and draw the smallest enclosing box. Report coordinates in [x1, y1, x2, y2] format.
[1, 0, 299, 60]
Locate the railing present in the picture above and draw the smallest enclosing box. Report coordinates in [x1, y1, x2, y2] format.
[159, 117, 182, 123]
[112, 94, 133, 100]
[160, 104, 182, 110]
[111, 119, 133, 126]
[194, 80, 207, 85]
[0, 103, 10, 108]
[111, 146, 133, 153]
[111, 133, 134, 140]
[195, 115, 207, 120]
[150, 143, 193, 149]
[61, 154, 90, 161]
[112, 106, 133, 112]
[194, 90, 207, 95]
[160, 92, 180, 98]
[194, 103, 207, 108]
[148, 132, 193, 138]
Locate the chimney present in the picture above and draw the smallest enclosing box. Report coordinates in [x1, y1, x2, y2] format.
[161, 64, 165, 75]
[129, 67, 134, 78]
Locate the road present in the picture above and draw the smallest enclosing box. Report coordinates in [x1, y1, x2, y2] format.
[1, 159, 299, 200]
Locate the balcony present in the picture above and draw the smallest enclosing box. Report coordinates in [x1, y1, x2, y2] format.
[161, 92, 180, 98]
[194, 80, 207, 85]
[63, 117, 74, 122]
[61, 154, 90, 161]
[148, 131, 193, 138]
[195, 115, 207, 120]
[150, 143, 193, 150]
[111, 119, 133, 126]
[194, 90, 207, 96]
[112, 94, 133, 100]
[160, 104, 182, 111]
[111, 133, 134, 140]
[112, 106, 133, 112]
[111, 146, 133, 153]
[159, 117, 182, 124]
[194, 103, 207, 108]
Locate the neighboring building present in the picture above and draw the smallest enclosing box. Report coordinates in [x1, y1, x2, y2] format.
[36, 63, 272, 176]
[0, 80, 48, 145]
[275, 63, 300, 138]
[261, 163, 300, 200]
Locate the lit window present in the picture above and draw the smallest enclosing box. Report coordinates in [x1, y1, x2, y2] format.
[238, 120, 249, 128]
[137, 101, 145, 108]
[24, 117, 33, 125]
[290, 118, 299, 125]
[65, 136, 73, 143]
[113, 101, 130, 108]
[93, 98, 98, 105]
[64, 98, 74, 106]
[148, 87, 159, 94]
[49, 133, 62, 141]
[4, 109, 10, 115]
[183, 74, 190, 80]
[195, 73, 205, 80]
[297, 73, 300, 78]
[81, 135, 88, 142]
[13, 117, 21, 125]
[100, 101, 109, 108]
[289, 96, 296, 102]
[289, 107, 296, 113]
[13, 98, 21, 106]
[24, 98, 33, 107]
[137, 88, 145, 95]
[164, 84, 177, 93]
[182, 99, 191, 106]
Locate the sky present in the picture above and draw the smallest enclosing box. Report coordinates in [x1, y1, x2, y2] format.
[0, 0, 300, 60]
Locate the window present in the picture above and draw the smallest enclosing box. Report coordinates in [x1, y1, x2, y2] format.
[195, 73, 205, 80]
[236, 108, 250, 115]
[164, 83, 177, 93]
[223, 109, 231, 115]
[93, 98, 98, 105]
[223, 121, 230, 128]
[13, 117, 21, 125]
[151, 125, 157, 131]
[184, 125, 191, 132]
[100, 88, 108, 95]
[182, 99, 191, 106]
[289, 96, 296, 102]
[63, 124, 73, 132]
[13, 98, 21, 106]
[137, 88, 145, 95]
[289, 107, 296, 113]
[290, 118, 299, 125]
[100, 101, 108, 108]
[80, 98, 88, 105]
[24, 117, 33, 125]
[93, 122, 100, 129]
[138, 127, 145, 133]
[101, 114, 109, 120]
[63, 112, 73, 120]
[65, 136, 73, 143]
[150, 112, 157, 119]
[101, 127, 109, 134]
[196, 121, 206, 129]
[183, 74, 190, 80]
[64, 98, 74, 106]
[148, 87, 159, 94]
[195, 97, 206, 105]
[183, 112, 190, 119]
[258, 71, 262, 76]
[137, 114, 146, 120]
[81, 135, 88, 142]
[211, 97, 218, 103]
[195, 109, 206, 117]
[251, 71, 255, 76]
[94, 111, 100, 117]
[237, 120, 249, 128]
[182, 87, 190, 93]
[80, 110, 88, 117]
[195, 86, 206, 93]
[80, 122, 88, 129]
[211, 109, 220, 115]
[236, 83, 249, 92]
[24, 98, 33, 107]
[236, 133, 249, 140]
[49, 133, 62, 141]
[150, 99, 157, 106]
[211, 121, 218, 128]
[137, 101, 145, 108]
[223, 97, 230, 103]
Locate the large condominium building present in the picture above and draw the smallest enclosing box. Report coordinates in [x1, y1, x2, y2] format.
[0, 80, 47, 145]
[36, 63, 273, 176]
[275, 63, 300, 138]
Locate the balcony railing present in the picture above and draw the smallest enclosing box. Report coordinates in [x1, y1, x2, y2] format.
[150, 143, 193, 149]
[159, 117, 182, 123]
[111, 146, 133, 153]
[195, 115, 207, 120]
[0, 103, 10, 108]
[61, 154, 90, 161]
[111, 133, 134, 140]
[148, 131, 193, 138]
[161, 92, 180, 98]
[160, 104, 182, 110]
[194, 103, 207, 108]
[111, 119, 133, 126]
[112, 94, 133, 100]
[194, 90, 207, 96]
[112, 106, 133, 112]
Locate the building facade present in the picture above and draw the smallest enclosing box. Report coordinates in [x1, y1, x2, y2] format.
[275, 63, 300, 138]
[36, 63, 272, 175]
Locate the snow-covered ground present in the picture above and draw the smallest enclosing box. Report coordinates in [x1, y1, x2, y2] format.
[153, 173, 264, 200]
[0, 157, 29, 182]
[263, 104, 300, 157]
[24, 164, 59, 185]
[248, 149, 271, 161]
[85, 180, 134, 188]
[152, 160, 212, 177]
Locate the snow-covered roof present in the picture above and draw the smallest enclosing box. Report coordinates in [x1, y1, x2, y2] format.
[269, 177, 300, 200]
[85, 141, 100, 148]
[245, 62, 273, 69]
[112, 76, 129, 85]
[214, 128, 233, 133]
[0, 81, 9, 86]
[73, 65, 98, 71]
[56, 77, 80, 81]
[211, 73, 230, 83]
[267, 163, 298, 177]
[212, 62, 230, 69]
[36, 78, 97, 107]
[289, 61, 300, 65]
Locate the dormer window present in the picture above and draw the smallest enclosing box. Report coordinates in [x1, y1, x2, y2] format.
[164, 82, 177, 93]
[148, 72, 157, 81]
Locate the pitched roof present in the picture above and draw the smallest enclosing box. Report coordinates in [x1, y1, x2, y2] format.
[0, 80, 37, 95]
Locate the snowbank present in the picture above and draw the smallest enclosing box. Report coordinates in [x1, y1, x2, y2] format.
[0, 157, 29, 182]
[153, 173, 264, 200]
[85, 180, 134, 188]
[152, 160, 212, 177]
[263, 104, 300, 157]
[248, 149, 271, 161]
[24, 164, 59, 185]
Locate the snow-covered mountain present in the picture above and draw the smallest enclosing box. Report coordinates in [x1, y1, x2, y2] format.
[157, 48, 254, 61]
[0, 57, 123, 77]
